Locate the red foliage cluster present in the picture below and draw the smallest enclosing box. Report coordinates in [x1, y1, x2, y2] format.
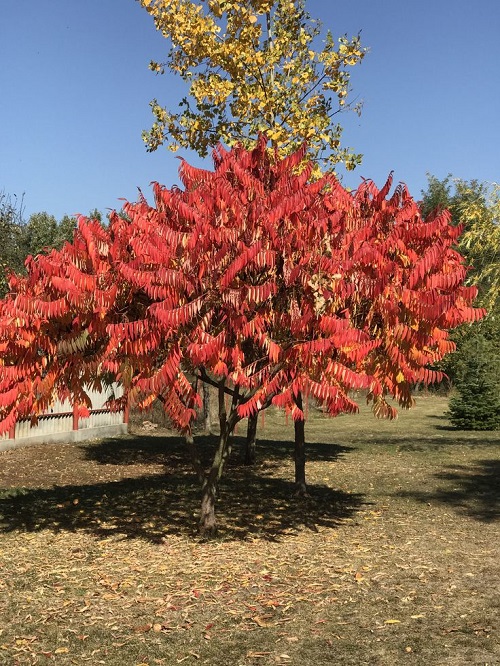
[0, 138, 485, 434]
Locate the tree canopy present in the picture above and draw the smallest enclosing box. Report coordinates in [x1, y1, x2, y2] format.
[138, 0, 369, 470]
[447, 333, 500, 431]
[420, 175, 500, 312]
[0, 192, 26, 296]
[0, 141, 485, 531]
[139, 0, 366, 171]
[420, 175, 500, 427]
[0, 194, 76, 298]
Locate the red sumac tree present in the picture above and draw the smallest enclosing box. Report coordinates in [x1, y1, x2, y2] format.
[0, 139, 485, 534]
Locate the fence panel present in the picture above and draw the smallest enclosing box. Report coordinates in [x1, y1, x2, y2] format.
[0, 384, 128, 451]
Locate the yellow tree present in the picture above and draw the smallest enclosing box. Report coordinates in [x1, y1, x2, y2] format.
[421, 176, 500, 313]
[138, 0, 366, 172]
[420, 176, 500, 413]
[455, 182, 500, 313]
[138, 0, 366, 469]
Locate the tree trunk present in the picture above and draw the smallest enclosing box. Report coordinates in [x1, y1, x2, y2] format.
[244, 413, 258, 465]
[198, 379, 239, 536]
[200, 475, 218, 536]
[294, 392, 308, 496]
[200, 382, 219, 435]
[184, 434, 204, 485]
[198, 431, 229, 536]
[202, 382, 211, 434]
[209, 385, 219, 434]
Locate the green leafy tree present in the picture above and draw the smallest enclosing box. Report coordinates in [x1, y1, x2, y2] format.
[139, 0, 366, 171]
[448, 334, 500, 430]
[0, 192, 26, 297]
[420, 176, 500, 312]
[24, 212, 59, 257]
[456, 183, 500, 312]
[420, 176, 500, 427]
[58, 215, 79, 246]
[0, 198, 77, 297]
[24, 213, 76, 263]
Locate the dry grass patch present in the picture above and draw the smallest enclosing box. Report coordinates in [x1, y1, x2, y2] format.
[0, 396, 499, 665]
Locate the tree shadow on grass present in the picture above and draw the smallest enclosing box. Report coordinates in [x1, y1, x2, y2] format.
[426, 416, 500, 437]
[389, 431, 500, 451]
[0, 433, 363, 542]
[433, 423, 500, 434]
[395, 459, 500, 522]
[84, 432, 353, 467]
[242, 436, 354, 465]
[82, 432, 188, 466]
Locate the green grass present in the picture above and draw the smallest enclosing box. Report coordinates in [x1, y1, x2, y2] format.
[0, 395, 499, 665]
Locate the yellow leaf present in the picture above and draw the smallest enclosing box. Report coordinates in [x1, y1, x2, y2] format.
[55, 647, 69, 654]
[384, 619, 401, 624]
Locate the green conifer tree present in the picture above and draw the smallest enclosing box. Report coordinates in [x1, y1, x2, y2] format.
[448, 334, 500, 430]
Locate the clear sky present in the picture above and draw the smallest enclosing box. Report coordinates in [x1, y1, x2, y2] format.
[1, 0, 499, 220]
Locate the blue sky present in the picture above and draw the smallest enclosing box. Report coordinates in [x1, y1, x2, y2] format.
[1, 0, 499, 220]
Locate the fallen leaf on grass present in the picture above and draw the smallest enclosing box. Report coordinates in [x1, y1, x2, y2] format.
[176, 654, 200, 663]
[134, 623, 153, 633]
[247, 651, 271, 658]
[384, 619, 401, 624]
[252, 615, 274, 627]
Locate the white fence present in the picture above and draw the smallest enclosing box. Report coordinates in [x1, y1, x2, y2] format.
[0, 385, 128, 451]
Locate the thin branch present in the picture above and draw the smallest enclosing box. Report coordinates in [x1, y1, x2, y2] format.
[196, 367, 238, 397]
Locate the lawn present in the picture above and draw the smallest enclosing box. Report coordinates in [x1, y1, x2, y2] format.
[0, 396, 499, 665]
